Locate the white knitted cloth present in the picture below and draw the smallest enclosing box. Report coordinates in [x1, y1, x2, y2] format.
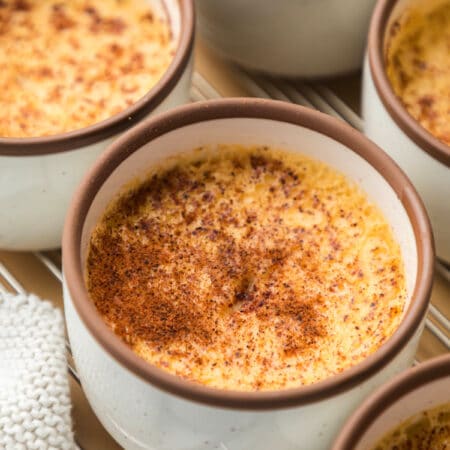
[0, 292, 76, 450]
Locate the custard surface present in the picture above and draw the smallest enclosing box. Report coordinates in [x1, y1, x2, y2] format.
[386, 1, 450, 146]
[87, 146, 406, 391]
[0, 0, 174, 137]
[373, 402, 450, 450]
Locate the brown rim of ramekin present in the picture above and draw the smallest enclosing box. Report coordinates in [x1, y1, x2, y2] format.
[63, 98, 434, 410]
[368, 0, 450, 167]
[0, 0, 194, 157]
[332, 353, 450, 450]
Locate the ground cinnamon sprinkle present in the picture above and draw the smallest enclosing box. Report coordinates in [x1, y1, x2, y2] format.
[386, 1, 450, 146]
[373, 402, 450, 450]
[0, 0, 175, 137]
[87, 145, 407, 391]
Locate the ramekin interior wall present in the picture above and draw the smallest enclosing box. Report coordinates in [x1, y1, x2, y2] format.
[80, 118, 418, 304]
[155, 0, 181, 42]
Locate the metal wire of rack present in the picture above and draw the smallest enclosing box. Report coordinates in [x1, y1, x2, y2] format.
[0, 70, 448, 449]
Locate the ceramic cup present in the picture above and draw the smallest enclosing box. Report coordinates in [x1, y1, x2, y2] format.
[196, 0, 377, 78]
[363, 0, 450, 264]
[332, 353, 450, 449]
[63, 99, 433, 450]
[0, 0, 194, 251]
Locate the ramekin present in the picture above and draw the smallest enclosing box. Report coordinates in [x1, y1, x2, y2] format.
[332, 353, 450, 449]
[62, 98, 433, 450]
[196, 0, 377, 78]
[363, 0, 450, 264]
[0, 0, 194, 251]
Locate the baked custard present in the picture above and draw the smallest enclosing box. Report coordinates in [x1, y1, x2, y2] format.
[386, 0, 450, 146]
[373, 402, 450, 450]
[0, 0, 175, 137]
[87, 145, 406, 391]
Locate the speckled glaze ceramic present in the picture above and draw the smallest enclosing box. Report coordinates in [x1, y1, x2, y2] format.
[363, 0, 450, 263]
[0, 0, 194, 251]
[63, 99, 433, 450]
[196, 0, 377, 78]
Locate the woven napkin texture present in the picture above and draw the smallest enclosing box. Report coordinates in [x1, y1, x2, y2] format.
[0, 292, 76, 450]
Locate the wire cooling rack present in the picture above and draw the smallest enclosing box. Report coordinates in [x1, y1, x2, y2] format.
[0, 67, 448, 449]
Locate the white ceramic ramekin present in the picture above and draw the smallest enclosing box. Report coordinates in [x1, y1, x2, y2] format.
[363, 0, 450, 264]
[196, 0, 377, 78]
[62, 99, 433, 450]
[332, 353, 450, 449]
[0, 0, 194, 251]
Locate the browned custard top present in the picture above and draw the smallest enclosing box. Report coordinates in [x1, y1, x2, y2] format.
[87, 145, 406, 391]
[373, 402, 450, 450]
[0, 0, 174, 137]
[386, 0, 450, 146]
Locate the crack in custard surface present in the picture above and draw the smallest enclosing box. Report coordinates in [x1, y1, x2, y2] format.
[386, 1, 450, 146]
[87, 145, 406, 391]
[0, 0, 175, 137]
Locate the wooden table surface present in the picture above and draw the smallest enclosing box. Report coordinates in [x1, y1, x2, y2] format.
[0, 38, 448, 450]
